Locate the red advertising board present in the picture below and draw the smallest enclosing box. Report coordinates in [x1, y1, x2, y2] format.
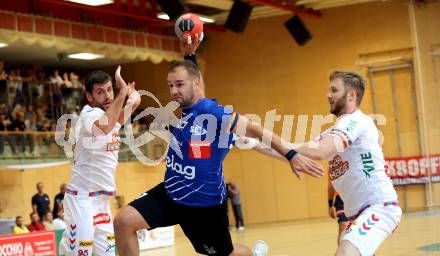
[0, 230, 56, 256]
[386, 154, 440, 185]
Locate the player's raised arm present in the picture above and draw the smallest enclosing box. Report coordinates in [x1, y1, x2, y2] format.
[233, 115, 324, 179]
[92, 66, 129, 135]
[117, 79, 141, 126]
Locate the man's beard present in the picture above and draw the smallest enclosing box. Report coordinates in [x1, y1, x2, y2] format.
[330, 93, 347, 116]
[179, 89, 195, 109]
[93, 99, 111, 111]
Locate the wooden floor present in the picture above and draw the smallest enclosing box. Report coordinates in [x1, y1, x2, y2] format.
[140, 210, 440, 256]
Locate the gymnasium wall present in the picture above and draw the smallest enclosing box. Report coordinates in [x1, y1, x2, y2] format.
[410, 1, 440, 207]
[0, 163, 165, 221]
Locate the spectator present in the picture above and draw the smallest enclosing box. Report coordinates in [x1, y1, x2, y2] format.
[63, 72, 72, 88]
[12, 69, 23, 107]
[25, 112, 37, 155]
[42, 212, 55, 230]
[53, 183, 66, 218]
[24, 105, 33, 120]
[32, 182, 50, 220]
[70, 72, 82, 89]
[12, 216, 30, 234]
[132, 120, 140, 135]
[227, 181, 245, 231]
[6, 70, 17, 108]
[52, 83, 64, 120]
[11, 103, 23, 120]
[0, 104, 9, 116]
[49, 70, 63, 86]
[36, 106, 47, 127]
[21, 66, 35, 106]
[5, 112, 16, 155]
[53, 209, 67, 230]
[27, 212, 45, 232]
[39, 119, 51, 155]
[0, 62, 8, 104]
[33, 70, 46, 106]
[13, 111, 26, 155]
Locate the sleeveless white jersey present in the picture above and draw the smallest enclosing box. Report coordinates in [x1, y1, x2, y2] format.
[69, 105, 121, 193]
[322, 109, 397, 217]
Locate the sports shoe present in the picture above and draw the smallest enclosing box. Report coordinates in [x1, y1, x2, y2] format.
[238, 226, 245, 231]
[252, 240, 269, 256]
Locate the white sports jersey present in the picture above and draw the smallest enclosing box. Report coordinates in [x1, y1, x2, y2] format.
[323, 109, 397, 217]
[69, 105, 121, 193]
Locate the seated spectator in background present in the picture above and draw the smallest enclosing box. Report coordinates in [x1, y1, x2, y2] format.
[53, 209, 67, 230]
[42, 212, 55, 230]
[24, 105, 33, 120]
[0, 104, 10, 116]
[12, 216, 29, 234]
[11, 103, 23, 120]
[32, 182, 50, 220]
[53, 183, 66, 218]
[27, 212, 45, 232]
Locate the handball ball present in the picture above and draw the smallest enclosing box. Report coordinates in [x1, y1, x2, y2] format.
[174, 13, 204, 45]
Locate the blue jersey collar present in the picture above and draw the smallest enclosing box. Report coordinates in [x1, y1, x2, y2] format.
[182, 98, 217, 115]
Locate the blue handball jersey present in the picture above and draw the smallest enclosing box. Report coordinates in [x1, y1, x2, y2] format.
[164, 98, 239, 207]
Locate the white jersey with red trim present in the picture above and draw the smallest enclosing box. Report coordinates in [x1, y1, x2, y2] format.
[323, 109, 397, 217]
[69, 105, 121, 193]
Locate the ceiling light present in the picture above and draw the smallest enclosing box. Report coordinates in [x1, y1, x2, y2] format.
[157, 13, 215, 23]
[66, 0, 114, 6]
[158, 13, 170, 20]
[199, 16, 215, 23]
[68, 53, 104, 60]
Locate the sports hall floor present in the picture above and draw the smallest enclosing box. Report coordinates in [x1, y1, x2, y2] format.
[140, 210, 440, 256]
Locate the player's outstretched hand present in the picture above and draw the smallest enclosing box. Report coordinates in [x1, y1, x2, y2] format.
[289, 153, 324, 179]
[181, 33, 202, 56]
[115, 65, 128, 91]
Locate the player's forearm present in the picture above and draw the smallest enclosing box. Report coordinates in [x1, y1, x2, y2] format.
[296, 136, 339, 160]
[96, 87, 128, 134]
[296, 143, 327, 160]
[237, 136, 286, 161]
[242, 118, 290, 157]
[253, 142, 287, 161]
